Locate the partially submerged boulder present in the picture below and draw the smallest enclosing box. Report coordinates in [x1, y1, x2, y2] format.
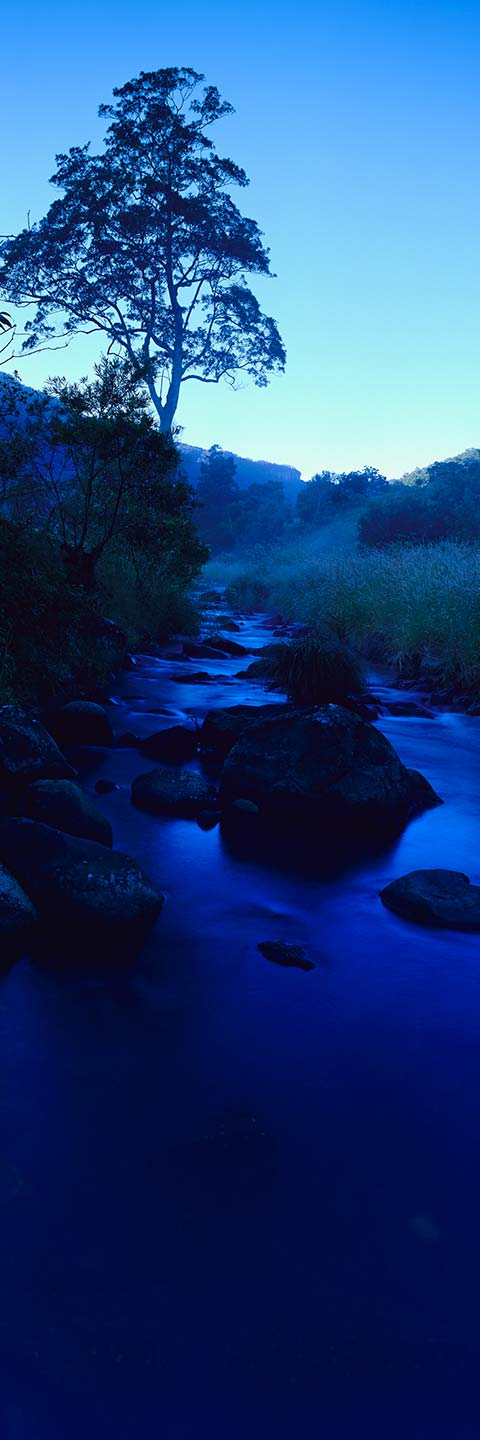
[200, 704, 291, 759]
[0, 819, 163, 950]
[380, 869, 480, 930]
[0, 707, 75, 790]
[49, 701, 113, 747]
[183, 642, 228, 660]
[407, 768, 442, 815]
[219, 705, 438, 843]
[204, 634, 248, 657]
[140, 725, 197, 764]
[132, 766, 211, 817]
[25, 780, 113, 847]
[0, 863, 37, 951]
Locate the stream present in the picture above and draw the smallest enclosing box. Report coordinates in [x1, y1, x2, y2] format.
[1, 598, 480, 1437]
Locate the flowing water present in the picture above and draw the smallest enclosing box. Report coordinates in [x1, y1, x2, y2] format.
[1, 604, 480, 1437]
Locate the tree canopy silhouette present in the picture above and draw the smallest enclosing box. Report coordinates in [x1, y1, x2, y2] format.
[0, 67, 285, 430]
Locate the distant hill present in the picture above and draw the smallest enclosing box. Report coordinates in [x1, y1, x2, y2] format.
[398, 447, 480, 485]
[179, 443, 303, 502]
[0, 376, 304, 501]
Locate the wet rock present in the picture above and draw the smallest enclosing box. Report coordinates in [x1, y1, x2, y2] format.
[380, 869, 480, 930]
[171, 671, 214, 685]
[215, 617, 241, 632]
[385, 700, 435, 718]
[199, 589, 223, 604]
[219, 705, 437, 842]
[94, 779, 118, 795]
[257, 941, 315, 972]
[140, 725, 197, 763]
[0, 707, 76, 790]
[132, 766, 211, 817]
[50, 701, 113, 747]
[183, 642, 228, 660]
[25, 780, 113, 847]
[200, 704, 291, 759]
[407, 768, 442, 815]
[236, 659, 274, 681]
[0, 819, 163, 949]
[196, 810, 222, 831]
[232, 799, 260, 815]
[204, 634, 249, 657]
[114, 732, 140, 749]
[468, 701, 480, 716]
[0, 863, 38, 950]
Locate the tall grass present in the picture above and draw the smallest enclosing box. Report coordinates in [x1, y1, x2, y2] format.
[203, 535, 480, 694]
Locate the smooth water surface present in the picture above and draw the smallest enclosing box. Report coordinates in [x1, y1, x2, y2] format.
[1, 610, 480, 1437]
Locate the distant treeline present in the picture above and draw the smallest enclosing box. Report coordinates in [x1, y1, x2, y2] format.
[196, 448, 388, 552]
[197, 446, 480, 553]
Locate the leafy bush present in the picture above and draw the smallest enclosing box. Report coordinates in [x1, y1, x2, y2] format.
[269, 633, 362, 705]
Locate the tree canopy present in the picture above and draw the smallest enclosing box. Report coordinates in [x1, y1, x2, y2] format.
[0, 67, 285, 430]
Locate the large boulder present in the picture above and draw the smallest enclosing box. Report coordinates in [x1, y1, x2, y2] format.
[140, 725, 197, 764]
[0, 864, 37, 951]
[219, 705, 439, 842]
[49, 701, 113, 747]
[132, 766, 211, 818]
[0, 707, 75, 791]
[0, 819, 163, 951]
[380, 869, 480, 930]
[200, 704, 291, 759]
[24, 780, 113, 847]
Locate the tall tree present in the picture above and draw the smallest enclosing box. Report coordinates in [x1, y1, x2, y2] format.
[0, 68, 285, 430]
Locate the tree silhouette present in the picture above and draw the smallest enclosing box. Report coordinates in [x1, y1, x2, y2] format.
[0, 68, 285, 429]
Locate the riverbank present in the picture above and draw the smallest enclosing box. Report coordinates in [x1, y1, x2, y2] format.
[204, 536, 480, 706]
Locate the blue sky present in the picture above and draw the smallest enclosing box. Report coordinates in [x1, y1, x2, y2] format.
[2, 0, 480, 477]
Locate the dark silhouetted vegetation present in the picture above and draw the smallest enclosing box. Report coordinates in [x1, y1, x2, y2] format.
[0, 68, 285, 431]
[0, 363, 208, 704]
[269, 632, 362, 706]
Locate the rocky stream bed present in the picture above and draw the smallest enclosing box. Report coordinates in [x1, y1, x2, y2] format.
[0, 593, 480, 1437]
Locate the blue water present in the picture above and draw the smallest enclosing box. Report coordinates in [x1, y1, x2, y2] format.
[1, 613, 480, 1437]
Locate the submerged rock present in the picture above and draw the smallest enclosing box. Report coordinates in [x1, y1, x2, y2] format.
[257, 941, 314, 972]
[219, 705, 437, 844]
[386, 700, 435, 718]
[200, 704, 291, 759]
[140, 725, 197, 763]
[0, 819, 163, 949]
[132, 766, 211, 817]
[50, 701, 113, 747]
[380, 869, 480, 929]
[0, 707, 75, 790]
[25, 780, 113, 847]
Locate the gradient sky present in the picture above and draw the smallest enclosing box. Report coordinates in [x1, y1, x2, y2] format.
[2, 0, 480, 478]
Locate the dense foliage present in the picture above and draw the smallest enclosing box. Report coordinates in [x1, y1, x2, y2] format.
[360, 456, 480, 547]
[196, 446, 291, 551]
[0, 364, 208, 703]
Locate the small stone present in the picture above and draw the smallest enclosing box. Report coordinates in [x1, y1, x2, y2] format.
[257, 941, 315, 972]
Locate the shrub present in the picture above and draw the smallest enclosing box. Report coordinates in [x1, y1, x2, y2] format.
[269, 633, 362, 706]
